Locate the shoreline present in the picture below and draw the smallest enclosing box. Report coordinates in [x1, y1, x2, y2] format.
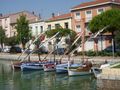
[0, 53, 120, 64]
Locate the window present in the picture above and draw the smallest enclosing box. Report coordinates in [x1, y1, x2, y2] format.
[76, 25, 81, 32]
[0, 20, 2, 25]
[29, 27, 32, 30]
[55, 24, 60, 29]
[40, 26, 43, 33]
[35, 26, 38, 35]
[97, 8, 104, 14]
[75, 12, 81, 19]
[5, 18, 8, 28]
[86, 10, 92, 18]
[48, 25, 51, 30]
[85, 23, 90, 31]
[64, 22, 69, 29]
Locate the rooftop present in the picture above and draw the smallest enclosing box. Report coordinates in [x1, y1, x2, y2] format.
[47, 13, 72, 22]
[71, 0, 120, 11]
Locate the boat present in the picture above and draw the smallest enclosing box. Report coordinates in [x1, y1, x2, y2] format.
[56, 63, 68, 73]
[43, 62, 56, 72]
[68, 61, 93, 76]
[56, 63, 81, 74]
[11, 61, 22, 70]
[21, 62, 43, 71]
[91, 62, 111, 78]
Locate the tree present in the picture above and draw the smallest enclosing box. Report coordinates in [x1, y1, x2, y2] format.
[15, 14, 31, 49]
[88, 8, 120, 52]
[4, 36, 18, 46]
[0, 26, 6, 49]
[45, 28, 78, 53]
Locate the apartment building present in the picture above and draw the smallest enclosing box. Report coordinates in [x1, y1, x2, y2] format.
[46, 13, 72, 30]
[71, 0, 120, 51]
[0, 11, 39, 37]
[29, 20, 46, 37]
[45, 13, 72, 51]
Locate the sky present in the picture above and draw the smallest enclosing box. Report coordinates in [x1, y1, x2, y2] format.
[0, 0, 91, 19]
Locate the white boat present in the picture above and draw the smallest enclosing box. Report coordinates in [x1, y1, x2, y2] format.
[43, 63, 56, 72]
[56, 63, 81, 74]
[68, 61, 93, 76]
[21, 62, 43, 71]
[91, 63, 111, 78]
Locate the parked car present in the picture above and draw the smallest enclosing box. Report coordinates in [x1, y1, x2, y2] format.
[9, 46, 22, 53]
[0, 48, 2, 52]
[3, 48, 10, 53]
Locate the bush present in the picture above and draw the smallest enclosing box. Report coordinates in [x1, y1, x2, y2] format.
[85, 50, 96, 56]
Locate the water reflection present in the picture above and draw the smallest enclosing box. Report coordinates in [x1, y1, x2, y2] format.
[0, 62, 97, 90]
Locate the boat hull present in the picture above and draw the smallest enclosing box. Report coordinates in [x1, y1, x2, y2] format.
[43, 63, 55, 72]
[21, 63, 43, 71]
[68, 69, 92, 76]
[56, 63, 81, 74]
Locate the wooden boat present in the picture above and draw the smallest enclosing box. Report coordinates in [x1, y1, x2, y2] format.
[56, 63, 68, 73]
[56, 63, 81, 74]
[43, 62, 56, 72]
[21, 62, 43, 71]
[68, 61, 93, 76]
[11, 60, 26, 70]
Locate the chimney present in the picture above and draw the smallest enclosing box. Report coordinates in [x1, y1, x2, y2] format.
[32, 11, 35, 15]
[52, 13, 55, 18]
[57, 13, 60, 16]
[39, 13, 41, 19]
[0, 13, 2, 17]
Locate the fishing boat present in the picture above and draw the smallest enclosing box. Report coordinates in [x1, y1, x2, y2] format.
[11, 61, 22, 70]
[56, 63, 68, 73]
[68, 61, 93, 76]
[21, 62, 43, 71]
[43, 62, 56, 72]
[56, 63, 81, 74]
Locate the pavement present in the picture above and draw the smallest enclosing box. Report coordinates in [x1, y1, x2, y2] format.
[0, 52, 120, 64]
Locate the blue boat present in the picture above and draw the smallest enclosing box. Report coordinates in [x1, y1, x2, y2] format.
[21, 62, 43, 71]
[56, 63, 81, 74]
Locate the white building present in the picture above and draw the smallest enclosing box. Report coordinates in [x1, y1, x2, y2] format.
[29, 20, 46, 37]
[0, 11, 39, 37]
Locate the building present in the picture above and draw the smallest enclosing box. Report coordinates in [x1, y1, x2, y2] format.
[29, 20, 46, 37]
[71, 0, 120, 51]
[0, 11, 39, 37]
[45, 13, 73, 51]
[46, 13, 72, 30]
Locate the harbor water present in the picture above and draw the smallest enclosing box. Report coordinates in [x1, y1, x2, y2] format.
[0, 59, 97, 90]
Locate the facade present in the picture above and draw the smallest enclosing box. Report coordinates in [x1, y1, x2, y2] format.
[46, 13, 72, 30]
[45, 13, 72, 51]
[29, 20, 46, 37]
[0, 11, 39, 37]
[71, 0, 120, 51]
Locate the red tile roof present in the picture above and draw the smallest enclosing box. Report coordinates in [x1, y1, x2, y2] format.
[47, 13, 72, 21]
[72, 0, 120, 10]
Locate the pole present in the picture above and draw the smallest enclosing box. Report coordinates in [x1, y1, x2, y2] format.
[54, 43, 56, 62]
[112, 38, 115, 59]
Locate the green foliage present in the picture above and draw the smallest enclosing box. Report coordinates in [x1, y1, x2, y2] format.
[4, 36, 18, 46]
[45, 28, 78, 53]
[0, 26, 6, 48]
[45, 28, 76, 38]
[89, 8, 120, 33]
[15, 14, 31, 49]
[115, 30, 120, 45]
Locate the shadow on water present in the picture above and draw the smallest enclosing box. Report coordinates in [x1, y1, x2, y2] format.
[0, 62, 97, 90]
